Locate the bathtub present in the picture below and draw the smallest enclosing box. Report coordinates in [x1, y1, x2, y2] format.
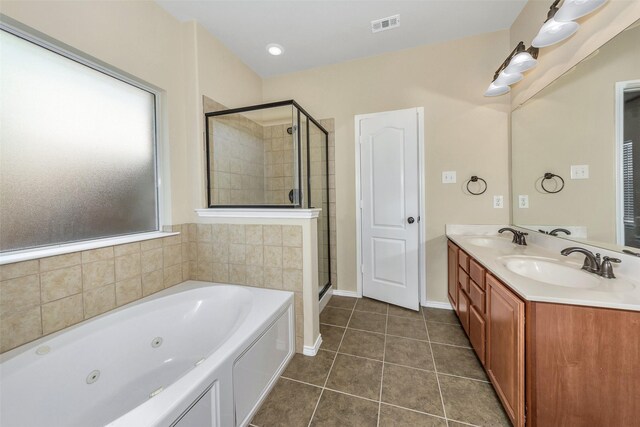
[0, 281, 295, 427]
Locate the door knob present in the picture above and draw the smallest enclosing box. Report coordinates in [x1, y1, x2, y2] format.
[407, 217, 415, 224]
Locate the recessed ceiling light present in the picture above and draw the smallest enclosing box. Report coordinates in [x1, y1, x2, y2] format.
[266, 43, 284, 56]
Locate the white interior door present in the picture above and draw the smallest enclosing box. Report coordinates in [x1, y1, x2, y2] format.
[358, 108, 420, 310]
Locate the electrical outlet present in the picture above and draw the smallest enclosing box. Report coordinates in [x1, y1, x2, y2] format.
[571, 165, 589, 179]
[442, 171, 456, 184]
[518, 195, 529, 208]
[493, 195, 504, 208]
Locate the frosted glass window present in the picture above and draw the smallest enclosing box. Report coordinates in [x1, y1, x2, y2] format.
[0, 29, 158, 252]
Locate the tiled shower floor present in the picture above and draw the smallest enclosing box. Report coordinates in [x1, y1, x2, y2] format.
[251, 296, 510, 426]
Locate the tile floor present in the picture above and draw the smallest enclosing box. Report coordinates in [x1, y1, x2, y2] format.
[251, 296, 510, 427]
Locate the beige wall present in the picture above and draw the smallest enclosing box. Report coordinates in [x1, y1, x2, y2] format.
[512, 21, 640, 245]
[509, 0, 640, 109]
[263, 30, 512, 303]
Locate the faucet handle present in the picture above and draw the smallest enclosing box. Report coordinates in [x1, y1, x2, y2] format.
[600, 256, 621, 279]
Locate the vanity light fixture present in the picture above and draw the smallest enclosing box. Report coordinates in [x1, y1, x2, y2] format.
[266, 43, 284, 56]
[484, 41, 538, 97]
[532, 0, 608, 48]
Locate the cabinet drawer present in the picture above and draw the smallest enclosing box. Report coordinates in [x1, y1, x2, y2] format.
[457, 285, 470, 335]
[458, 250, 469, 273]
[469, 259, 485, 289]
[458, 267, 469, 293]
[469, 279, 485, 314]
[469, 305, 486, 366]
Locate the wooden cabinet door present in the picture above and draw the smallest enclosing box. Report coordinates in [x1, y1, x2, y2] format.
[469, 305, 486, 366]
[457, 285, 470, 335]
[447, 241, 458, 310]
[486, 274, 525, 427]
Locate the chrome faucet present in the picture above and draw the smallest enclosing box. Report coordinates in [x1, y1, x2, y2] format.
[498, 227, 528, 246]
[560, 247, 622, 278]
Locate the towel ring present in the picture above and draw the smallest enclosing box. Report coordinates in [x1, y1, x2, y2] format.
[541, 172, 565, 194]
[466, 176, 487, 195]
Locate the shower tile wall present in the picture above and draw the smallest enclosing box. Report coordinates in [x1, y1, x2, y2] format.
[263, 124, 295, 205]
[191, 223, 305, 352]
[0, 225, 194, 353]
[209, 115, 265, 205]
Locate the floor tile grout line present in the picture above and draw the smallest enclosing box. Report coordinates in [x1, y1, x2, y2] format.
[423, 307, 450, 426]
[381, 402, 448, 421]
[376, 303, 389, 427]
[306, 299, 356, 427]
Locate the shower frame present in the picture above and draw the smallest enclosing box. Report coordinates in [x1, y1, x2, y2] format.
[204, 99, 332, 297]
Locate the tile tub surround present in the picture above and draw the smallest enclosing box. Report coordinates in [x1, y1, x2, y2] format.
[193, 223, 307, 353]
[251, 297, 509, 426]
[0, 225, 193, 353]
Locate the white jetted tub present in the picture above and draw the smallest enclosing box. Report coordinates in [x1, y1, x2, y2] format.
[0, 281, 295, 427]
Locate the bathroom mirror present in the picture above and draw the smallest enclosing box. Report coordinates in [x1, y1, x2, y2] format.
[511, 19, 640, 253]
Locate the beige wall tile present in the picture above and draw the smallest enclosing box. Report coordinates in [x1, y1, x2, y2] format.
[197, 243, 213, 262]
[245, 245, 264, 266]
[229, 224, 245, 244]
[212, 244, 229, 263]
[41, 265, 81, 303]
[82, 259, 115, 290]
[140, 238, 163, 252]
[283, 247, 303, 269]
[116, 276, 142, 306]
[0, 274, 40, 312]
[182, 262, 190, 282]
[282, 225, 302, 247]
[163, 264, 183, 288]
[42, 294, 83, 335]
[263, 225, 282, 246]
[115, 253, 141, 281]
[187, 224, 197, 241]
[188, 261, 197, 280]
[188, 242, 198, 262]
[197, 224, 212, 242]
[212, 263, 229, 282]
[229, 264, 246, 285]
[163, 244, 182, 268]
[0, 306, 42, 352]
[83, 284, 115, 318]
[197, 261, 213, 281]
[163, 234, 182, 247]
[142, 270, 164, 296]
[264, 246, 282, 267]
[282, 268, 303, 292]
[1, 260, 38, 281]
[81, 247, 114, 264]
[212, 224, 229, 243]
[141, 248, 163, 273]
[40, 253, 81, 272]
[245, 265, 264, 287]
[229, 244, 245, 264]
[245, 225, 263, 245]
[114, 242, 140, 257]
[264, 267, 282, 289]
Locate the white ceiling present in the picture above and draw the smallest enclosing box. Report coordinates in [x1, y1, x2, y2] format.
[156, 0, 528, 77]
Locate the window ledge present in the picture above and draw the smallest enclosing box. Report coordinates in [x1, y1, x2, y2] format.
[0, 231, 179, 266]
[195, 208, 321, 219]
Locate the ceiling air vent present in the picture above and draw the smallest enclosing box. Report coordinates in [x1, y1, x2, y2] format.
[371, 14, 400, 34]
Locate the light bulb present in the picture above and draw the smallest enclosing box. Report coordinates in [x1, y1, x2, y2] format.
[266, 43, 284, 56]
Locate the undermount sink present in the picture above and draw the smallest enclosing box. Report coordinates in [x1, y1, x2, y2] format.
[500, 256, 601, 289]
[467, 237, 516, 250]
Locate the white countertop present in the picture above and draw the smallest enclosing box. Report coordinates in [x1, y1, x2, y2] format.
[446, 225, 640, 312]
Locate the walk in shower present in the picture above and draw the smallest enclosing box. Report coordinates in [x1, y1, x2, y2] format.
[205, 100, 331, 298]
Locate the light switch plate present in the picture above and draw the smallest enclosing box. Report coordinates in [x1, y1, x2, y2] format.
[571, 165, 589, 179]
[493, 195, 504, 208]
[442, 171, 456, 184]
[518, 195, 529, 208]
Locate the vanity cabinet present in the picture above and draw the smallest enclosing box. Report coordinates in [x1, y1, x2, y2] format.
[447, 240, 458, 310]
[446, 239, 640, 427]
[486, 273, 525, 427]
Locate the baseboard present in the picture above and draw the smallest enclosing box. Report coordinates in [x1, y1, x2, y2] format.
[331, 290, 360, 298]
[422, 300, 453, 310]
[319, 289, 332, 313]
[303, 334, 323, 356]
